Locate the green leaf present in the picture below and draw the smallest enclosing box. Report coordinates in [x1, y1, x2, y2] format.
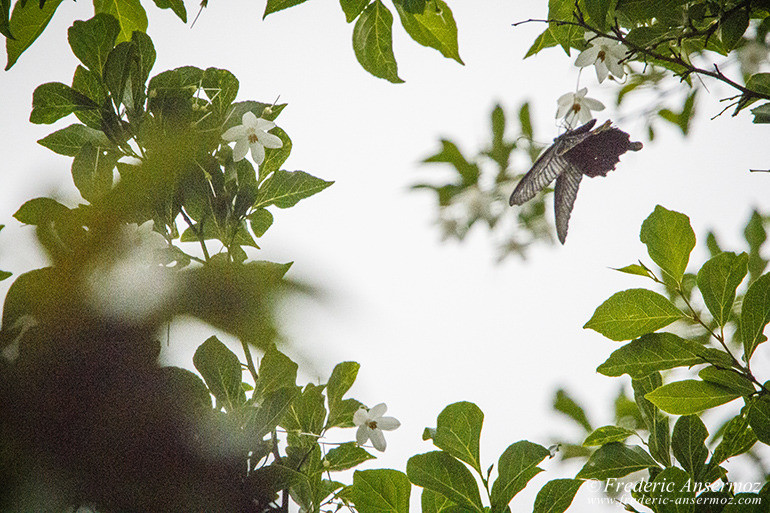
[751, 102, 770, 124]
[71, 143, 118, 202]
[647, 467, 694, 513]
[747, 395, 770, 445]
[645, 380, 740, 415]
[327, 361, 360, 410]
[263, 0, 310, 18]
[490, 441, 550, 509]
[30, 82, 98, 124]
[353, 1, 403, 83]
[327, 397, 364, 428]
[93, 0, 148, 43]
[5, 0, 64, 70]
[351, 469, 411, 513]
[671, 415, 708, 480]
[423, 139, 479, 185]
[524, 28, 560, 58]
[103, 41, 139, 107]
[340, 0, 368, 22]
[72, 65, 107, 129]
[597, 332, 712, 378]
[393, 0, 462, 64]
[201, 67, 238, 115]
[248, 209, 274, 238]
[259, 127, 292, 181]
[710, 411, 756, 465]
[546, 0, 582, 54]
[407, 451, 483, 513]
[612, 263, 653, 278]
[532, 479, 583, 513]
[38, 124, 111, 156]
[254, 170, 334, 209]
[253, 343, 298, 400]
[720, 6, 748, 52]
[151, 0, 187, 22]
[325, 443, 376, 472]
[744, 209, 768, 281]
[432, 402, 483, 474]
[281, 383, 327, 437]
[13, 197, 70, 225]
[741, 272, 770, 360]
[583, 0, 610, 31]
[553, 389, 592, 432]
[249, 386, 300, 438]
[698, 366, 755, 396]
[0, 0, 11, 39]
[584, 288, 684, 341]
[192, 336, 245, 411]
[575, 443, 658, 479]
[632, 373, 670, 466]
[68, 14, 120, 73]
[639, 205, 696, 285]
[583, 425, 636, 446]
[421, 489, 461, 513]
[697, 251, 748, 327]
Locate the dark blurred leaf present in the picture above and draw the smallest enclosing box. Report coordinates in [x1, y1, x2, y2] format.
[553, 389, 592, 432]
[5, 0, 64, 70]
[423, 140, 479, 185]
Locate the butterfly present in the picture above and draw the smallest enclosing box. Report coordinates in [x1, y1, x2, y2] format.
[509, 119, 642, 244]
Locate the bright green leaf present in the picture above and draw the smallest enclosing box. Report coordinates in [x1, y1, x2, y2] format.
[325, 443, 375, 472]
[393, 0, 462, 64]
[645, 380, 740, 415]
[432, 402, 483, 474]
[93, 0, 148, 43]
[351, 469, 411, 513]
[407, 451, 483, 513]
[340, 0, 369, 22]
[327, 361, 360, 409]
[254, 344, 298, 400]
[612, 263, 653, 278]
[697, 251, 748, 327]
[647, 467, 694, 513]
[640, 205, 696, 284]
[741, 272, 770, 360]
[38, 124, 111, 157]
[711, 411, 756, 465]
[68, 14, 120, 73]
[248, 209, 274, 238]
[151, 0, 186, 22]
[532, 479, 583, 513]
[698, 366, 755, 396]
[575, 443, 658, 479]
[583, 425, 636, 446]
[263, 0, 310, 18]
[597, 332, 712, 378]
[584, 288, 684, 341]
[353, 1, 403, 83]
[192, 336, 245, 411]
[490, 441, 549, 509]
[5, 0, 64, 70]
[672, 415, 708, 481]
[254, 170, 334, 209]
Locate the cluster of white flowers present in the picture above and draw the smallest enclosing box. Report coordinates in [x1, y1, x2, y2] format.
[555, 33, 629, 127]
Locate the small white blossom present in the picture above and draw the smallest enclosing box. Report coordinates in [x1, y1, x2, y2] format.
[221, 111, 283, 165]
[556, 88, 605, 127]
[574, 33, 629, 83]
[353, 403, 400, 452]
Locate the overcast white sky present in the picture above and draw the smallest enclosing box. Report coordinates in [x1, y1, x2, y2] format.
[1, 0, 769, 510]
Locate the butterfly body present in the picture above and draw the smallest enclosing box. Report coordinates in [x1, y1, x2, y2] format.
[509, 119, 642, 244]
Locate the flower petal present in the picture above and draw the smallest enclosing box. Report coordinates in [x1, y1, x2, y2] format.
[353, 408, 369, 426]
[370, 429, 387, 452]
[574, 47, 599, 67]
[250, 141, 266, 165]
[242, 111, 258, 127]
[370, 403, 388, 418]
[356, 425, 370, 445]
[233, 139, 249, 161]
[257, 131, 283, 149]
[222, 125, 246, 142]
[582, 97, 605, 111]
[255, 118, 276, 131]
[595, 61, 609, 83]
[377, 417, 401, 431]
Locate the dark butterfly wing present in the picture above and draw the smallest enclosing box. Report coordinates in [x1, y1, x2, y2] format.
[564, 123, 643, 177]
[553, 164, 583, 244]
[509, 119, 598, 206]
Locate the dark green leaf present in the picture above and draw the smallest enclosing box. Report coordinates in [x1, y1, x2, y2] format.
[340, 0, 368, 22]
[192, 336, 245, 411]
[645, 380, 740, 415]
[249, 386, 300, 438]
[254, 170, 334, 209]
[71, 143, 118, 202]
[68, 14, 120, 73]
[159, 366, 212, 410]
[131, 29, 155, 85]
[201, 67, 238, 115]
[327, 361, 360, 410]
[532, 479, 583, 513]
[248, 209, 274, 238]
[633, 373, 670, 466]
[13, 197, 70, 225]
[671, 415, 708, 480]
[431, 402, 483, 474]
[38, 124, 111, 156]
[5, 0, 64, 70]
[151, 0, 187, 22]
[353, 1, 403, 83]
[281, 383, 327, 437]
[553, 389, 592, 431]
[747, 395, 770, 445]
[0, 0, 11, 39]
[720, 7, 749, 52]
[597, 332, 712, 378]
[575, 443, 658, 479]
[741, 272, 770, 360]
[490, 441, 549, 509]
[30, 82, 98, 124]
[697, 251, 748, 327]
[327, 397, 364, 428]
[351, 469, 411, 513]
[751, 102, 770, 124]
[393, 0, 462, 64]
[640, 205, 696, 284]
[253, 343, 298, 400]
[421, 489, 461, 513]
[584, 288, 684, 341]
[647, 467, 694, 513]
[698, 366, 755, 396]
[423, 139, 479, 185]
[263, 0, 310, 18]
[325, 443, 375, 472]
[103, 41, 139, 107]
[72, 65, 107, 129]
[93, 0, 148, 42]
[407, 451, 483, 513]
[583, 425, 635, 446]
[583, 0, 610, 31]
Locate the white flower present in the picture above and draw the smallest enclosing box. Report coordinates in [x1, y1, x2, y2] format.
[353, 403, 401, 452]
[574, 33, 629, 83]
[222, 111, 283, 165]
[555, 88, 605, 127]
